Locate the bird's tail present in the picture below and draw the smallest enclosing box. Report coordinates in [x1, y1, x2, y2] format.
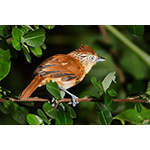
[18, 75, 45, 98]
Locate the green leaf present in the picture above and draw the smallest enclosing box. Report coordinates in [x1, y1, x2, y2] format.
[3, 102, 29, 124]
[62, 102, 76, 118]
[91, 77, 104, 96]
[23, 28, 46, 47]
[12, 39, 22, 50]
[0, 48, 11, 80]
[27, 114, 44, 125]
[0, 25, 9, 37]
[43, 102, 57, 119]
[37, 109, 50, 124]
[33, 25, 39, 30]
[43, 25, 55, 30]
[55, 108, 73, 125]
[22, 45, 31, 63]
[114, 105, 150, 125]
[41, 43, 47, 50]
[146, 81, 150, 95]
[0, 103, 10, 114]
[21, 102, 34, 107]
[12, 105, 29, 124]
[19, 27, 28, 36]
[46, 80, 61, 100]
[94, 102, 112, 125]
[60, 90, 66, 99]
[108, 89, 117, 97]
[30, 46, 42, 57]
[102, 71, 116, 92]
[12, 27, 21, 41]
[0, 37, 9, 50]
[125, 25, 145, 38]
[21, 25, 34, 31]
[104, 92, 117, 111]
[135, 103, 142, 113]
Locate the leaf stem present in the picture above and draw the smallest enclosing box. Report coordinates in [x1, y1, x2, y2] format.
[104, 25, 150, 67]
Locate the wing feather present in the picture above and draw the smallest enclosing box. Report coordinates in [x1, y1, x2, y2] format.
[34, 54, 85, 82]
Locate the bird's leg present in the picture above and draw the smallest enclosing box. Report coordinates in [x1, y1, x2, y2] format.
[59, 86, 79, 107]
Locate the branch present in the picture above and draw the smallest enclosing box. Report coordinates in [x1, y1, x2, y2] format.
[0, 96, 147, 109]
[54, 96, 147, 109]
[0, 97, 49, 102]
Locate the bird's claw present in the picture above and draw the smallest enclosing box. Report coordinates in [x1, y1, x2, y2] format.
[72, 95, 79, 107]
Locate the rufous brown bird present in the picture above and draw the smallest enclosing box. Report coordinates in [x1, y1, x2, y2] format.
[19, 45, 105, 106]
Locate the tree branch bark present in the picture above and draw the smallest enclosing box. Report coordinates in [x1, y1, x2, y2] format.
[0, 96, 147, 109]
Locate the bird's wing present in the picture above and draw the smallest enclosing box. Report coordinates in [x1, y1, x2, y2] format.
[34, 54, 85, 82]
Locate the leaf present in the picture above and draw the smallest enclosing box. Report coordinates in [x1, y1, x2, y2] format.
[23, 28, 46, 47]
[12, 105, 29, 125]
[41, 43, 47, 50]
[43, 102, 57, 119]
[0, 25, 9, 37]
[94, 102, 112, 125]
[108, 89, 117, 97]
[62, 102, 76, 118]
[0, 37, 9, 50]
[0, 48, 11, 80]
[21, 25, 34, 31]
[22, 45, 31, 63]
[30, 46, 42, 57]
[91, 76, 104, 96]
[125, 25, 145, 38]
[146, 81, 150, 95]
[135, 103, 142, 113]
[114, 105, 150, 125]
[19, 27, 28, 36]
[0, 103, 10, 114]
[46, 80, 61, 100]
[104, 92, 117, 111]
[102, 71, 116, 92]
[12, 39, 22, 50]
[60, 90, 66, 99]
[55, 108, 73, 125]
[43, 25, 55, 30]
[37, 109, 50, 124]
[3, 102, 29, 124]
[27, 114, 44, 125]
[12, 27, 21, 41]
[33, 25, 39, 30]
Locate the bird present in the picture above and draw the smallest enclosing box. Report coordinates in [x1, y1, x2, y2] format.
[19, 45, 105, 106]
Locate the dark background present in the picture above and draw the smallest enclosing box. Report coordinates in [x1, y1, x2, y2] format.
[0, 25, 150, 124]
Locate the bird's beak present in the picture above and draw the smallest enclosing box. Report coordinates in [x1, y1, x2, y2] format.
[96, 56, 106, 62]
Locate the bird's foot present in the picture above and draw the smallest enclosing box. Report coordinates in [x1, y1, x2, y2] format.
[72, 95, 79, 107]
[59, 86, 79, 107]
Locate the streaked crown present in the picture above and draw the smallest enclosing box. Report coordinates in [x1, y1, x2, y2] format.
[69, 45, 105, 74]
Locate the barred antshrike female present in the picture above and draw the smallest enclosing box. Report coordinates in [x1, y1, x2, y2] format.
[19, 45, 105, 106]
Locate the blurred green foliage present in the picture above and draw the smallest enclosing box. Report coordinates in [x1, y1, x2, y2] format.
[0, 25, 150, 125]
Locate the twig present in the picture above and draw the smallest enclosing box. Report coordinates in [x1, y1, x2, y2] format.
[0, 97, 49, 102]
[0, 96, 147, 109]
[54, 97, 147, 109]
[113, 99, 147, 103]
[54, 97, 100, 109]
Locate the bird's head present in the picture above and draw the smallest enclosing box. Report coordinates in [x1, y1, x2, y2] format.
[69, 45, 105, 74]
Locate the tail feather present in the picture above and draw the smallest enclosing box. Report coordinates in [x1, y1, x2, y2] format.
[19, 75, 45, 98]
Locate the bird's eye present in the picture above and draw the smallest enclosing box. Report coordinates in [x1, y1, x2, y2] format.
[89, 55, 95, 62]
